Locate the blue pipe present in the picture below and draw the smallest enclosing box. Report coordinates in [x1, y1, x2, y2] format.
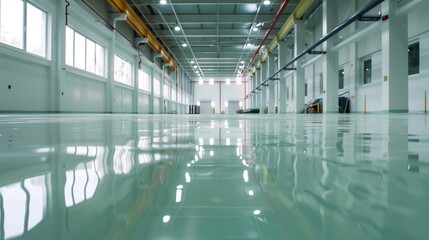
[246, 0, 384, 99]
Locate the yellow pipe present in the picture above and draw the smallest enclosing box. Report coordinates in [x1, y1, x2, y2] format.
[249, 0, 314, 72]
[107, 0, 177, 70]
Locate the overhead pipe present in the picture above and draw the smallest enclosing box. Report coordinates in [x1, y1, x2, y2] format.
[242, 0, 291, 75]
[107, 0, 177, 70]
[245, 0, 384, 99]
[249, 0, 315, 74]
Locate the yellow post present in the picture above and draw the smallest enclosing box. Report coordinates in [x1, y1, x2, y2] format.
[364, 95, 367, 113]
[425, 91, 427, 113]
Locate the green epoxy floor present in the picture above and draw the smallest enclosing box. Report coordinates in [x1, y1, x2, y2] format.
[1, 113, 429, 240]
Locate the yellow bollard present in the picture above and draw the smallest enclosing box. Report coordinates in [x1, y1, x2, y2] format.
[425, 91, 427, 114]
[364, 95, 367, 114]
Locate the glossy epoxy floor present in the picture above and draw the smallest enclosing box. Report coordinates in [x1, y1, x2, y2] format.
[1, 113, 429, 240]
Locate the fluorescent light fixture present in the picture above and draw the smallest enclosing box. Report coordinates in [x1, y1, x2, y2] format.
[174, 26, 181, 31]
[182, 43, 188, 47]
[185, 172, 191, 183]
[240, 61, 244, 64]
[193, 65, 198, 69]
[226, 78, 230, 85]
[246, 43, 252, 47]
[195, 70, 199, 73]
[160, 0, 167, 4]
[253, 210, 261, 215]
[252, 26, 258, 32]
[190, 60, 195, 64]
[263, 0, 270, 5]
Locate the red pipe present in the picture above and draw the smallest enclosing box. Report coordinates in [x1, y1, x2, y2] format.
[242, 0, 290, 75]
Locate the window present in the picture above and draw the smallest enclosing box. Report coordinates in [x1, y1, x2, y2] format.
[409, 42, 419, 75]
[339, 69, 344, 89]
[26, 3, 46, 57]
[363, 59, 372, 85]
[153, 78, 161, 96]
[163, 84, 170, 99]
[114, 55, 132, 86]
[171, 87, 175, 101]
[65, 26, 105, 77]
[138, 69, 151, 92]
[0, 1, 47, 58]
[319, 73, 323, 94]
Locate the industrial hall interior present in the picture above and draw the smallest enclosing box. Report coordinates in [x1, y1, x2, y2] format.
[1, 0, 429, 239]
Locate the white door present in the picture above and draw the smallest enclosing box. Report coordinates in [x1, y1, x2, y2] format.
[200, 101, 211, 114]
[227, 101, 240, 114]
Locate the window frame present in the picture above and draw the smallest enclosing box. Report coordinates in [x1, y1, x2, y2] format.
[408, 41, 419, 76]
[114, 54, 133, 86]
[338, 68, 344, 90]
[0, 0, 48, 58]
[65, 26, 106, 77]
[138, 68, 151, 92]
[363, 58, 372, 85]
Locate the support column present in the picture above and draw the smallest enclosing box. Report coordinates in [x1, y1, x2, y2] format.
[134, 55, 140, 113]
[261, 62, 267, 113]
[149, 67, 154, 113]
[252, 69, 259, 108]
[278, 40, 288, 113]
[268, 54, 276, 113]
[255, 69, 260, 109]
[381, 0, 408, 112]
[322, 0, 338, 113]
[53, 0, 66, 112]
[294, 20, 306, 113]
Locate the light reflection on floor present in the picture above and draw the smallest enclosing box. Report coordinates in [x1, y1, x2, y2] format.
[0, 113, 429, 240]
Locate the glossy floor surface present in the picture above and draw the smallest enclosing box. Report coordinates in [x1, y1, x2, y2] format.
[1, 113, 429, 240]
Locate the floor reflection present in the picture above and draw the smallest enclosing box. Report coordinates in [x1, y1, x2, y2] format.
[0, 114, 428, 239]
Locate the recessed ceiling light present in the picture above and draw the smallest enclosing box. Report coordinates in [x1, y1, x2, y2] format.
[174, 26, 181, 31]
[195, 70, 199, 73]
[263, 0, 270, 5]
[193, 66, 198, 69]
[182, 43, 188, 47]
[160, 0, 167, 4]
[190, 60, 195, 64]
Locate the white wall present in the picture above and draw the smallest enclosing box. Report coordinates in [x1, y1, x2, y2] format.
[281, 0, 429, 113]
[0, 0, 190, 113]
[193, 81, 245, 113]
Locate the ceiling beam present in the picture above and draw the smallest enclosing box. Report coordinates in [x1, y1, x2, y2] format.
[143, 14, 289, 24]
